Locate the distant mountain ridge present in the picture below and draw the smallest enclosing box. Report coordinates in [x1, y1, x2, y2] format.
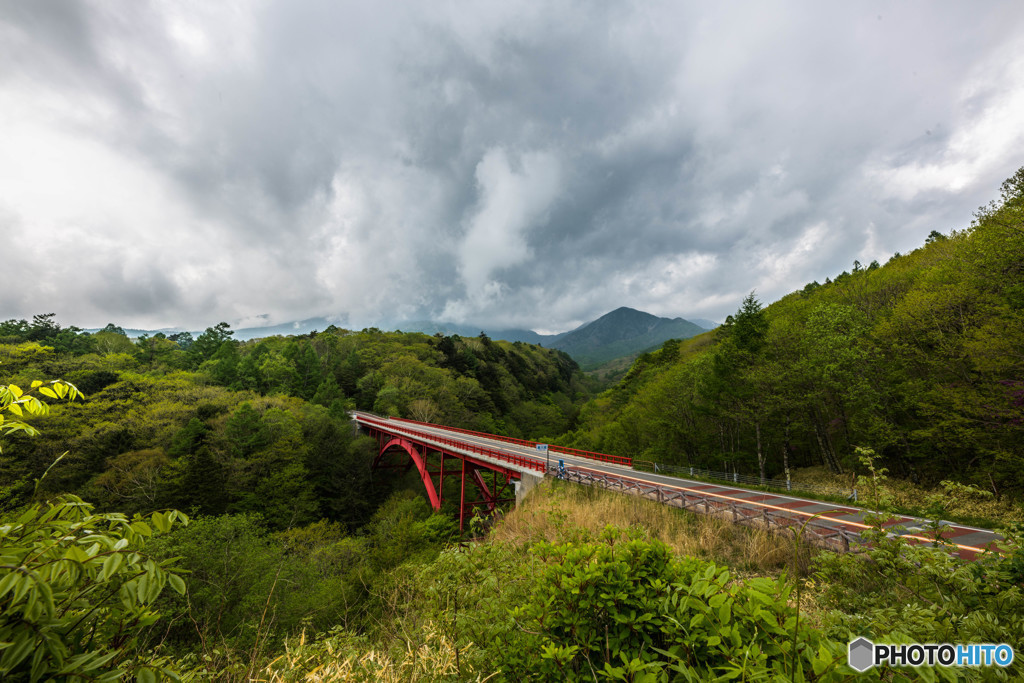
[393, 321, 544, 344]
[397, 307, 709, 367]
[688, 318, 719, 331]
[90, 308, 714, 365]
[84, 318, 340, 341]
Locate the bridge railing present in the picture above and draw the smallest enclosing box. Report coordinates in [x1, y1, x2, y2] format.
[355, 414, 546, 473]
[390, 416, 633, 468]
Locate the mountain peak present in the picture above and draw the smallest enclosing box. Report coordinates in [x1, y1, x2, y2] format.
[598, 306, 658, 322]
[547, 308, 705, 367]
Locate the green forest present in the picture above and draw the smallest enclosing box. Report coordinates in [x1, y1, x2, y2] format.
[0, 320, 586, 524]
[1, 168, 1022, 681]
[564, 168, 1024, 501]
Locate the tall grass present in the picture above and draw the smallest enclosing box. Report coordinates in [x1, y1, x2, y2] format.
[201, 481, 824, 680]
[256, 623, 495, 682]
[491, 480, 806, 574]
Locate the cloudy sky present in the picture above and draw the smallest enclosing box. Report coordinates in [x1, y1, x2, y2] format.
[2, 2, 1023, 333]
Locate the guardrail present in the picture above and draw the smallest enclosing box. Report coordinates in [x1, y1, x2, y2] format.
[555, 464, 858, 552]
[390, 416, 633, 467]
[355, 413, 546, 473]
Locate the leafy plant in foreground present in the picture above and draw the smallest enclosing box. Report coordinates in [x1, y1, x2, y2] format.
[504, 530, 859, 681]
[0, 379, 83, 448]
[814, 526, 1024, 681]
[0, 497, 189, 681]
[1, 376, 190, 681]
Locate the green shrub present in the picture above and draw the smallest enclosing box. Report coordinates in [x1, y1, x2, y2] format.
[502, 530, 857, 681]
[814, 522, 1024, 680]
[0, 496, 187, 681]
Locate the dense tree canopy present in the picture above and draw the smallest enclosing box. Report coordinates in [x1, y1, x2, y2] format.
[0, 320, 587, 528]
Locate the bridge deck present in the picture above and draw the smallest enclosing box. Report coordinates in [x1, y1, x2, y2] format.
[353, 412, 1004, 559]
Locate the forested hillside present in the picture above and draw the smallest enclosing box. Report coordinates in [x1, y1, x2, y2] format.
[0, 316, 598, 680]
[0, 323, 586, 524]
[563, 168, 1024, 496]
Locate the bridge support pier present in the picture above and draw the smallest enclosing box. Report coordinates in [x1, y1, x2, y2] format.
[514, 472, 543, 506]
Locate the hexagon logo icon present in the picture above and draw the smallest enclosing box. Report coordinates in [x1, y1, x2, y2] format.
[848, 637, 875, 672]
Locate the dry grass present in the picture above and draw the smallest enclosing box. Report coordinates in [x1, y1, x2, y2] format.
[491, 480, 808, 574]
[257, 623, 497, 683]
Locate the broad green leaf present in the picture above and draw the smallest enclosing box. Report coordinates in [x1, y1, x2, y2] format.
[120, 581, 138, 610]
[718, 601, 731, 625]
[63, 545, 90, 563]
[35, 576, 55, 617]
[151, 512, 170, 534]
[101, 553, 124, 581]
[130, 521, 152, 537]
[167, 573, 186, 595]
[0, 572, 21, 600]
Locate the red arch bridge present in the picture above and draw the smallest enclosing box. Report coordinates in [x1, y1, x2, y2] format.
[352, 411, 1002, 559]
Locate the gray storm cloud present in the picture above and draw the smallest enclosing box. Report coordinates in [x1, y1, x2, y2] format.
[1, 1, 1022, 331]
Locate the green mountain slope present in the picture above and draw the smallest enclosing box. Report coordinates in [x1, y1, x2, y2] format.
[547, 307, 706, 367]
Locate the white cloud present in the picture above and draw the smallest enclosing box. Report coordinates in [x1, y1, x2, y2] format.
[457, 148, 561, 298]
[867, 48, 1024, 202]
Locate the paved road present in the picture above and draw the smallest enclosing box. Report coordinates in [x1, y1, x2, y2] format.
[359, 413, 1004, 560]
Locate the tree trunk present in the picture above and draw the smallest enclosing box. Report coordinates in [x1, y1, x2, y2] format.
[783, 420, 791, 488]
[756, 420, 765, 483]
[812, 410, 844, 474]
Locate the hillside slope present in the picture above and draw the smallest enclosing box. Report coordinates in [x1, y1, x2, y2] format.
[548, 307, 706, 367]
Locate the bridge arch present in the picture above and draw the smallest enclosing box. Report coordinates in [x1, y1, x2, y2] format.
[376, 436, 441, 509]
[371, 434, 517, 531]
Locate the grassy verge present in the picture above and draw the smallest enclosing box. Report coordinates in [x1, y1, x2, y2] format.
[632, 464, 1024, 530]
[238, 478, 1023, 680]
[491, 479, 813, 575]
